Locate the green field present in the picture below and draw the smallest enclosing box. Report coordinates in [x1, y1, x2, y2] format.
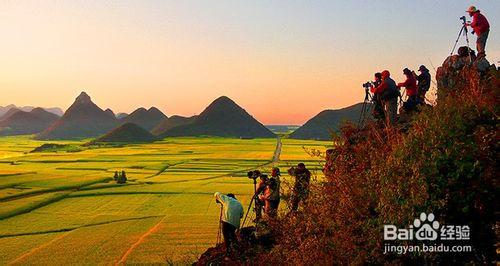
[0, 136, 331, 264]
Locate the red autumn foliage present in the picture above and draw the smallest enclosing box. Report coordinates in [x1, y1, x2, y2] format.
[258, 63, 498, 264]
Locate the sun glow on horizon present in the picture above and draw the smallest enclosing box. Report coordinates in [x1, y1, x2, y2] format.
[1, 1, 499, 124]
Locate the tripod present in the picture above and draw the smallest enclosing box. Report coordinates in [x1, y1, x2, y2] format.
[216, 205, 223, 245]
[357, 88, 374, 128]
[241, 178, 258, 227]
[450, 22, 472, 63]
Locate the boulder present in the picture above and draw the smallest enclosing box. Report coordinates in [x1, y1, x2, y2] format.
[436, 51, 494, 100]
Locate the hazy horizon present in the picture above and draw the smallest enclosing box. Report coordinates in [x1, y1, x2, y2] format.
[1, 1, 499, 124]
[0, 91, 358, 126]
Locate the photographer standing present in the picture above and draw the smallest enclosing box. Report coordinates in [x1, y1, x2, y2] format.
[256, 168, 282, 218]
[373, 70, 398, 126]
[255, 174, 269, 221]
[416, 65, 431, 102]
[370, 72, 385, 122]
[214, 192, 244, 257]
[267, 167, 281, 217]
[465, 6, 490, 58]
[397, 68, 418, 113]
[289, 163, 311, 211]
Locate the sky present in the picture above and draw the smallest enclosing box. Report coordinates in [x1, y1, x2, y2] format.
[1, 1, 499, 125]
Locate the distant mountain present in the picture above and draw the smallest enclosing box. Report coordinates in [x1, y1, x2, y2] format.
[152, 115, 197, 136]
[41, 107, 64, 116]
[94, 123, 156, 143]
[0, 108, 59, 135]
[289, 103, 368, 140]
[30, 107, 60, 120]
[116, 113, 128, 119]
[159, 96, 275, 138]
[0, 105, 63, 117]
[0, 108, 22, 122]
[0, 105, 17, 117]
[119, 107, 167, 131]
[104, 108, 116, 119]
[36, 92, 118, 140]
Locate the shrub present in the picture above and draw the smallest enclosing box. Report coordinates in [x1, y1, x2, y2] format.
[260, 66, 498, 264]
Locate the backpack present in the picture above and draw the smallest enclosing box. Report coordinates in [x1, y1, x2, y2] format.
[268, 177, 278, 191]
[267, 177, 280, 200]
[380, 78, 398, 101]
[457, 46, 475, 58]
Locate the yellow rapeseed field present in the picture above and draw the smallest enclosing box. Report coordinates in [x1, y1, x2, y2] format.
[0, 136, 331, 264]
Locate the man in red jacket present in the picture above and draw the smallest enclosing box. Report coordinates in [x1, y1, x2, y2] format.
[398, 68, 419, 112]
[466, 6, 490, 58]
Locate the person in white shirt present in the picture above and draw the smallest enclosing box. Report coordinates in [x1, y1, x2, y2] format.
[214, 192, 244, 256]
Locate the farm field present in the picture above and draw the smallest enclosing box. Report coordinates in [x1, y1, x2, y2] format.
[0, 135, 331, 264]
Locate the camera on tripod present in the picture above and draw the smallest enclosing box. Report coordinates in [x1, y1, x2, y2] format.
[460, 16, 467, 24]
[450, 15, 472, 61]
[241, 170, 263, 225]
[247, 170, 261, 180]
[362, 81, 374, 90]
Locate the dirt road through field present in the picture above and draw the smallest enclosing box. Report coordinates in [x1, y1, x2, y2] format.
[272, 136, 282, 163]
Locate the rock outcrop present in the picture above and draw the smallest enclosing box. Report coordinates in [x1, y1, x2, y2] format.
[436, 47, 496, 99]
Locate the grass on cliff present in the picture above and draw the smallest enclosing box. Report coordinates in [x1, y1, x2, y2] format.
[261, 67, 498, 264]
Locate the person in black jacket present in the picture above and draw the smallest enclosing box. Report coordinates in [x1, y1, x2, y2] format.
[416, 65, 431, 103]
[370, 72, 385, 121]
[288, 163, 311, 211]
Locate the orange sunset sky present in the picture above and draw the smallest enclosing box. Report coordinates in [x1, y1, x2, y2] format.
[1, 1, 499, 124]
